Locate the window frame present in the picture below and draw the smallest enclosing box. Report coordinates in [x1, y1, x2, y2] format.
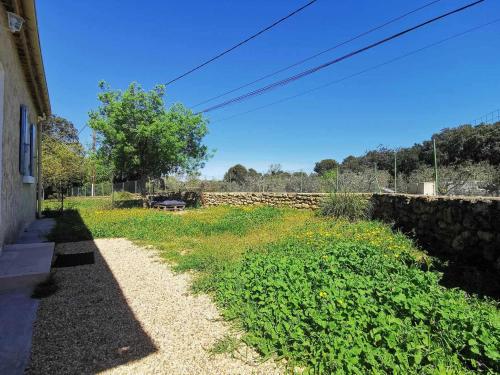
[19, 105, 35, 183]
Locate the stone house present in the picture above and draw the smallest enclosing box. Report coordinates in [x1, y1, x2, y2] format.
[0, 0, 50, 249]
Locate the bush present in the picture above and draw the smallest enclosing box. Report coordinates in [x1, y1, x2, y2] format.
[319, 192, 372, 220]
[214, 237, 500, 374]
[113, 191, 137, 200]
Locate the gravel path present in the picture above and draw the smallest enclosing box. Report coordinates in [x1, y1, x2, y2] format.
[28, 239, 280, 375]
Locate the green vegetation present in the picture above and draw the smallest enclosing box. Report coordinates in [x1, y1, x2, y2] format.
[319, 192, 372, 221]
[88, 81, 210, 197]
[340, 122, 500, 174]
[214, 238, 499, 373]
[314, 159, 338, 176]
[41, 115, 86, 209]
[46, 197, 499, 374]
[208, 335, 240, 356]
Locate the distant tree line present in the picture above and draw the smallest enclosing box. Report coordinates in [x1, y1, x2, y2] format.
[339, 122, 500, 175]
[50, 119, 500, 198]
[208, 122, 500, 195]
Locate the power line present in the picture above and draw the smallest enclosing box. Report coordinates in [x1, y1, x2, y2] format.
[192, 0, 443, 108]
[210, 19, 500, 124]
[165, 0, 318, 86]
[77, 124, 88, 136]
[197, 0, 485, 114]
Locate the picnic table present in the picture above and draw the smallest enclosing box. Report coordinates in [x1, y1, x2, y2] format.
[150, 199, 186, 211]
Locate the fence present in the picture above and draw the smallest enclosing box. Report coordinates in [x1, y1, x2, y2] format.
[66, 172, 499, 198]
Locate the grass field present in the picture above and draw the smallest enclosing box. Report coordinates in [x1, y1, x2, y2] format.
[45, 197, 500, 374]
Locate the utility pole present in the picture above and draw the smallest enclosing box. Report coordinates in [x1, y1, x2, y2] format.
[91, 129, 96, 196]
[394, 151, 397, 193]
[433, 138, 438, 195]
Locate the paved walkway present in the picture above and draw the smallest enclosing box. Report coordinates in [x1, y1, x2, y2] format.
[0, 218, 55, 375]
[28, 239, 280, 374]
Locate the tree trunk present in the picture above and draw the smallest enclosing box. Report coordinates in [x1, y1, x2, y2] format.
[60, 184, 64, 212]
[139, 177, 148, 208]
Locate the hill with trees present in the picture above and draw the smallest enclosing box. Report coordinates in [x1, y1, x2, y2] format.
[339, 122, 500, 175]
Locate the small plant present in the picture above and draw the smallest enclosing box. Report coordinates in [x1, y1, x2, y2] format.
[208, 334, 240, 356]
[319, 192, 372, 220]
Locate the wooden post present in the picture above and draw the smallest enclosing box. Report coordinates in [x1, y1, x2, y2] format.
[111, 180, 114, 208]
[433, 138, 438, 195]
[394, 151, 397, 193]
[91, 130, 96, 196]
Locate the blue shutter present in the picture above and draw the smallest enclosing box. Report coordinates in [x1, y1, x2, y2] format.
[29, 124, 35, 176]
[19, 106, 27, 174]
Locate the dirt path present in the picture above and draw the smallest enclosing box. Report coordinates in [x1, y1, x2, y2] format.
[28, 239, 280, 374]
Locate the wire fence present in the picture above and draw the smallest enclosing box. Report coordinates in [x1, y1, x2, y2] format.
[65, 110, 500, 199]
[66, 171, 499, 198]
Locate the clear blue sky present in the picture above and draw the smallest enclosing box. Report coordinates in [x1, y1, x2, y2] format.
[36, 0, 500, 178]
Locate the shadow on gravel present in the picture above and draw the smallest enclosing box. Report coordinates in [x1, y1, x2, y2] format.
[27, 210, 157, 374]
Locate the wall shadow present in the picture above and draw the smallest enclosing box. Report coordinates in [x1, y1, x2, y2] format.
[371, 195, 500, 300]
[386, 222, 499, 300]
[27, 210, 157, 374]
[435, 257, 500, 300]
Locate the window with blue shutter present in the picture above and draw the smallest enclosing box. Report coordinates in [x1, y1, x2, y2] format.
[19, 105, 27, 174]
[19, 105, 34, 181]
[29, 123, 35, 177]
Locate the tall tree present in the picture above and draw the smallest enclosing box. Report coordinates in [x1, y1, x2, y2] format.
[41, 116, 86, 210]
[40, 115, 80, 144]
[88, 81, 210, 200]
[314, 159, 338, 176]
[224, 164, 248, 185]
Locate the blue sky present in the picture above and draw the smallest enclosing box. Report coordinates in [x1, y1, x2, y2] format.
[36, 0, 500, 178]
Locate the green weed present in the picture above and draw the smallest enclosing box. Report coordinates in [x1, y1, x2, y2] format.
[319, 192, 372, 221]
[213, 237, 500, 374]
[46, 197, 499, 374]
[209, 335, 240, 356]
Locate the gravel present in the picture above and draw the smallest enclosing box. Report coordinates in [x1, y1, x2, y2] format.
[28, 239, 281, 374]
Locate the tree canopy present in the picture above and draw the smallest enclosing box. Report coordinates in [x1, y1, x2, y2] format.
[88, 81, 210, 195]
[41, 115, 86, 206]
[223, 164, 249, 185]
[314, 159, 338, 176]
[339, 122, 500, 175]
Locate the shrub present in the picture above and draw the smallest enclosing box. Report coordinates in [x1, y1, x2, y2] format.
[319, 192, 372, 220]
[214, 237, 500, 374]
[113, 191, 137, 200]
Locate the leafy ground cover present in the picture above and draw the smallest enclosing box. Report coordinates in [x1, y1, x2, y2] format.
[45, 197, 499, 374]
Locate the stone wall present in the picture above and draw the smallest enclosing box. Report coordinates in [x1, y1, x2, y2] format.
[371, 194, 500, 268]
[201, 192, 329, 209]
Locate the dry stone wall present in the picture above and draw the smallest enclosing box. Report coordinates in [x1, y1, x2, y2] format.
[371, 194, 500, 270]
[201, 192, 329, 209]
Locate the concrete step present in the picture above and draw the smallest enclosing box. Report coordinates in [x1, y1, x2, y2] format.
[15, 218, 55, 244]
[0, 242, 54, 294]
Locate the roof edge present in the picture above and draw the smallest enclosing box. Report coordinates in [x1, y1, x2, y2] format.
[22, 0, 50, 116]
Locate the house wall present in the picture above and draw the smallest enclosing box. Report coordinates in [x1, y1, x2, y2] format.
[0, 9, 40, 247]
